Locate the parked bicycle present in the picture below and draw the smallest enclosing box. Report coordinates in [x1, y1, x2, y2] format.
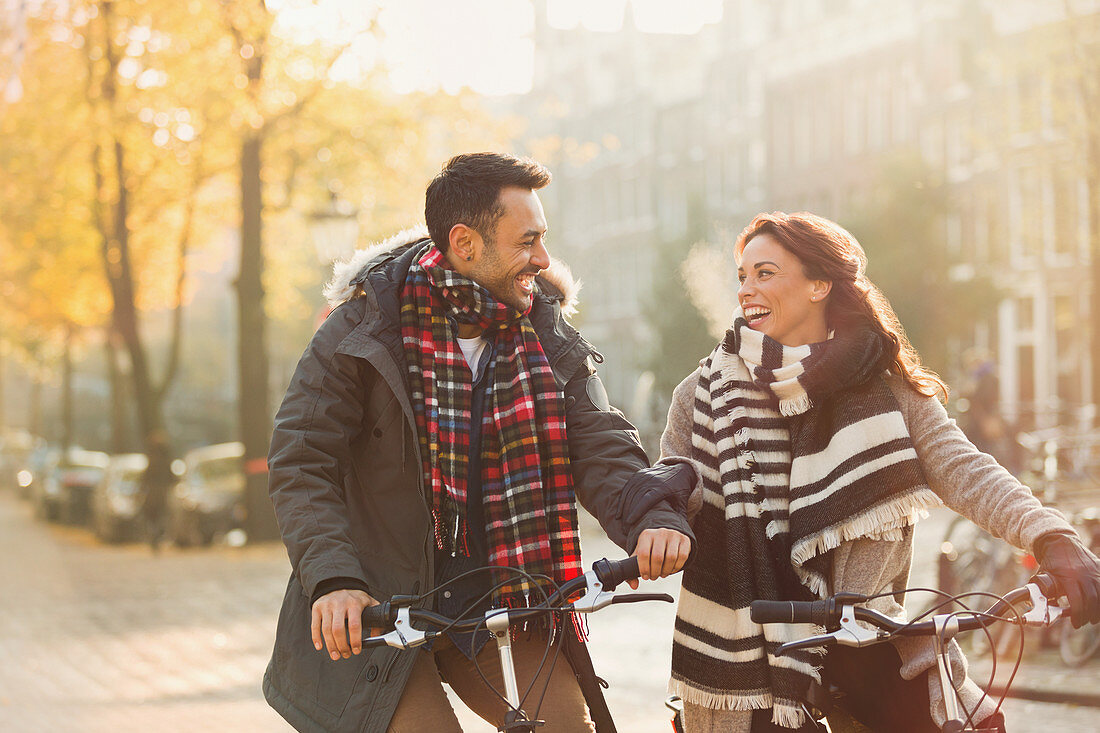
[359, 555, 673, 733]
[750, 573, 1069, 732]
[1058, 507, 1100, 667]
[936, 515, 1039, 659]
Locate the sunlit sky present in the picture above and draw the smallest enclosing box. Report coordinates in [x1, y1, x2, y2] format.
[271, 0, 723, 95]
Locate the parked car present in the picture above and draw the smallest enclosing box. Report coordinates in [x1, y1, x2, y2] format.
[34, 448, 109, 524]
[167, 442, 245, 547]
[1, 431, 45, 497]
[20, 444, 57, 503]
[91, 453, 149, 543]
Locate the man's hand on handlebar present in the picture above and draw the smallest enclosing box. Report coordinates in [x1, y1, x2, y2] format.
[629, 527, 692, 590]
[312, 589, 379, 660]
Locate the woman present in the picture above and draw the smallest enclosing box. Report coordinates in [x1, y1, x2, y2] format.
[661, 212, 1100, 732]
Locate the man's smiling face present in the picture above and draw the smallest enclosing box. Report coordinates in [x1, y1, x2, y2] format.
[468, 186, 551, 312]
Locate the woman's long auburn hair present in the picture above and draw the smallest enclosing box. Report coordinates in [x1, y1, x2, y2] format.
[735, 211, 949, 401]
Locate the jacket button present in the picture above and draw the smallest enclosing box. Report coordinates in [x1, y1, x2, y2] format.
[366, 664, 378, 682]
[373, 428, 383, 438]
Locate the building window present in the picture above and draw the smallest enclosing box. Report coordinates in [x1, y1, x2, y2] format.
[1053, 172, 1079, 257]
[1055, 294, 1082, 410]
[621, 176, 638, 222]
[844, 78, 864, 155]
[1012, 167, 1043, 260]
[1016, 296, 1034, 334]
[1017, 343, 1036, 428]
[867, 70, 886, 150]
[794, 100, 812, 168]
[946, 212, 962, 256]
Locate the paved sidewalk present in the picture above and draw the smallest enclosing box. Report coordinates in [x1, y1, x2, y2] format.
[0, 490, 293, 732]
[2, 490, 1097, 732]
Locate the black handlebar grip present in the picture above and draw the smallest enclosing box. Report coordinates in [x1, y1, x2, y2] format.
[1031, 572, 1062, 598]
[750, 599, 831, 625]
[362, 602, 393, 627]
[592, 556, 641, 589]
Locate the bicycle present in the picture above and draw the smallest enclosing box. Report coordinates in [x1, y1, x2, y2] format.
[1058, 507, 1100, 667]
[750, 573, 1069, 732]
[360, 555, 674, 733]
[936, 516, 1039, 659]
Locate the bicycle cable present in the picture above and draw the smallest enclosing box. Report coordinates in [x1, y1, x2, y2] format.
[384, 560, 576, 727]
[871, 587, 1029, 731]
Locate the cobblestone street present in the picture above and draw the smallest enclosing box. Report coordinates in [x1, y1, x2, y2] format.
[2, 491, 1098, 732]
[0, 491, 291, 732]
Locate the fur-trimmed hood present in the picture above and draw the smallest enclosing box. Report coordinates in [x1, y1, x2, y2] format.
[323, 224, 581, 316]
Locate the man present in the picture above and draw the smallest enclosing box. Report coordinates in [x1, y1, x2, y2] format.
[264, 153, 696, 733]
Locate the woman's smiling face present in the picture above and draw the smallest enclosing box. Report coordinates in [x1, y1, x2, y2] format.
[737, 233, 831, 347]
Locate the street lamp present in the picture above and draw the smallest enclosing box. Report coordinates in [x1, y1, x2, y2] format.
[307, 190, 359, 264]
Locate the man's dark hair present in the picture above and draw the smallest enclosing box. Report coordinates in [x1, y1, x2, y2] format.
[425, 152, 551, 251]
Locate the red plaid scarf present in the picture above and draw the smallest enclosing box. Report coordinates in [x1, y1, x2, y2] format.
[399, 243, 582, 604]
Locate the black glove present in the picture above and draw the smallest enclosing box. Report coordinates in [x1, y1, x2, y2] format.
[1034, 532, 1100, 628]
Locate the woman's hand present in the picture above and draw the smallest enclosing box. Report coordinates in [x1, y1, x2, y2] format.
[1035, 532, 1100, 628]
[311, 588, 379, 660]
[629, 527, 692, 589]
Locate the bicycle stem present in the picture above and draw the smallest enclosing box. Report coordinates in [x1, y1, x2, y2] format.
[486, 610, 522, 711]
[932, 615, 963, 727]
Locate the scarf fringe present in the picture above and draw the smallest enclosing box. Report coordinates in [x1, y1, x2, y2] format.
[778, 392, 812, 417]
[791, 487, 942, 570]
[667, 684, 811, 730]
[668, 678, 774, 712]
[772, 701, 808, 729]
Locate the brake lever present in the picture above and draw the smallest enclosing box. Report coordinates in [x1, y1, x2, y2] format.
[611, 592, 675, 605]
[777, 634, 839, 654]
[1022, 581, 1066, 626]
[775, 604, 884, 655]
[369, 606, 434, 650]
[572, 570, 613, 613]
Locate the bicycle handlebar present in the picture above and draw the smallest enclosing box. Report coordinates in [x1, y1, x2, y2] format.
[360, 555, 654, 643]
[749, 573, 1064, 640]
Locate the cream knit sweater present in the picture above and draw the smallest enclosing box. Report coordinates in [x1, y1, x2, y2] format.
[660, 369, 1076, 732]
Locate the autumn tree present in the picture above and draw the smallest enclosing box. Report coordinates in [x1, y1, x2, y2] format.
[5, 0, 514, 542]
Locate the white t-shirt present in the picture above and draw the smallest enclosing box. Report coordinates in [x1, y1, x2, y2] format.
[457, 335, 488, 381]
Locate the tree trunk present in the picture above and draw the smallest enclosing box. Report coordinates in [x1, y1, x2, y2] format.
[237, 131, 278, 541]
[0, 340, 5, 432]
[29, 374, 42, 440]
[61, 326, 74, 451]
[94, 0, 171, 482]
[105, 328, 129, 454]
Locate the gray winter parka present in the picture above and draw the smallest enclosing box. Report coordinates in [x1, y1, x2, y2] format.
[262, 233, 692, 732]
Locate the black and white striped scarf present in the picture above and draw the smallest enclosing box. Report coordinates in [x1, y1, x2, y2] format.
[669, 310, 941, 728]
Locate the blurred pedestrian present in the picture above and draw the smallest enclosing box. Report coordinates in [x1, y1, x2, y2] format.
[958, 348, 1016, 470]
[140, 430, 173, 552]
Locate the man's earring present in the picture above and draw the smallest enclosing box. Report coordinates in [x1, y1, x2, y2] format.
[465, 254, 472, 261]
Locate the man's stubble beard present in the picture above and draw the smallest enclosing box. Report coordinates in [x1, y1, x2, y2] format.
[472, 235, 528, 311]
